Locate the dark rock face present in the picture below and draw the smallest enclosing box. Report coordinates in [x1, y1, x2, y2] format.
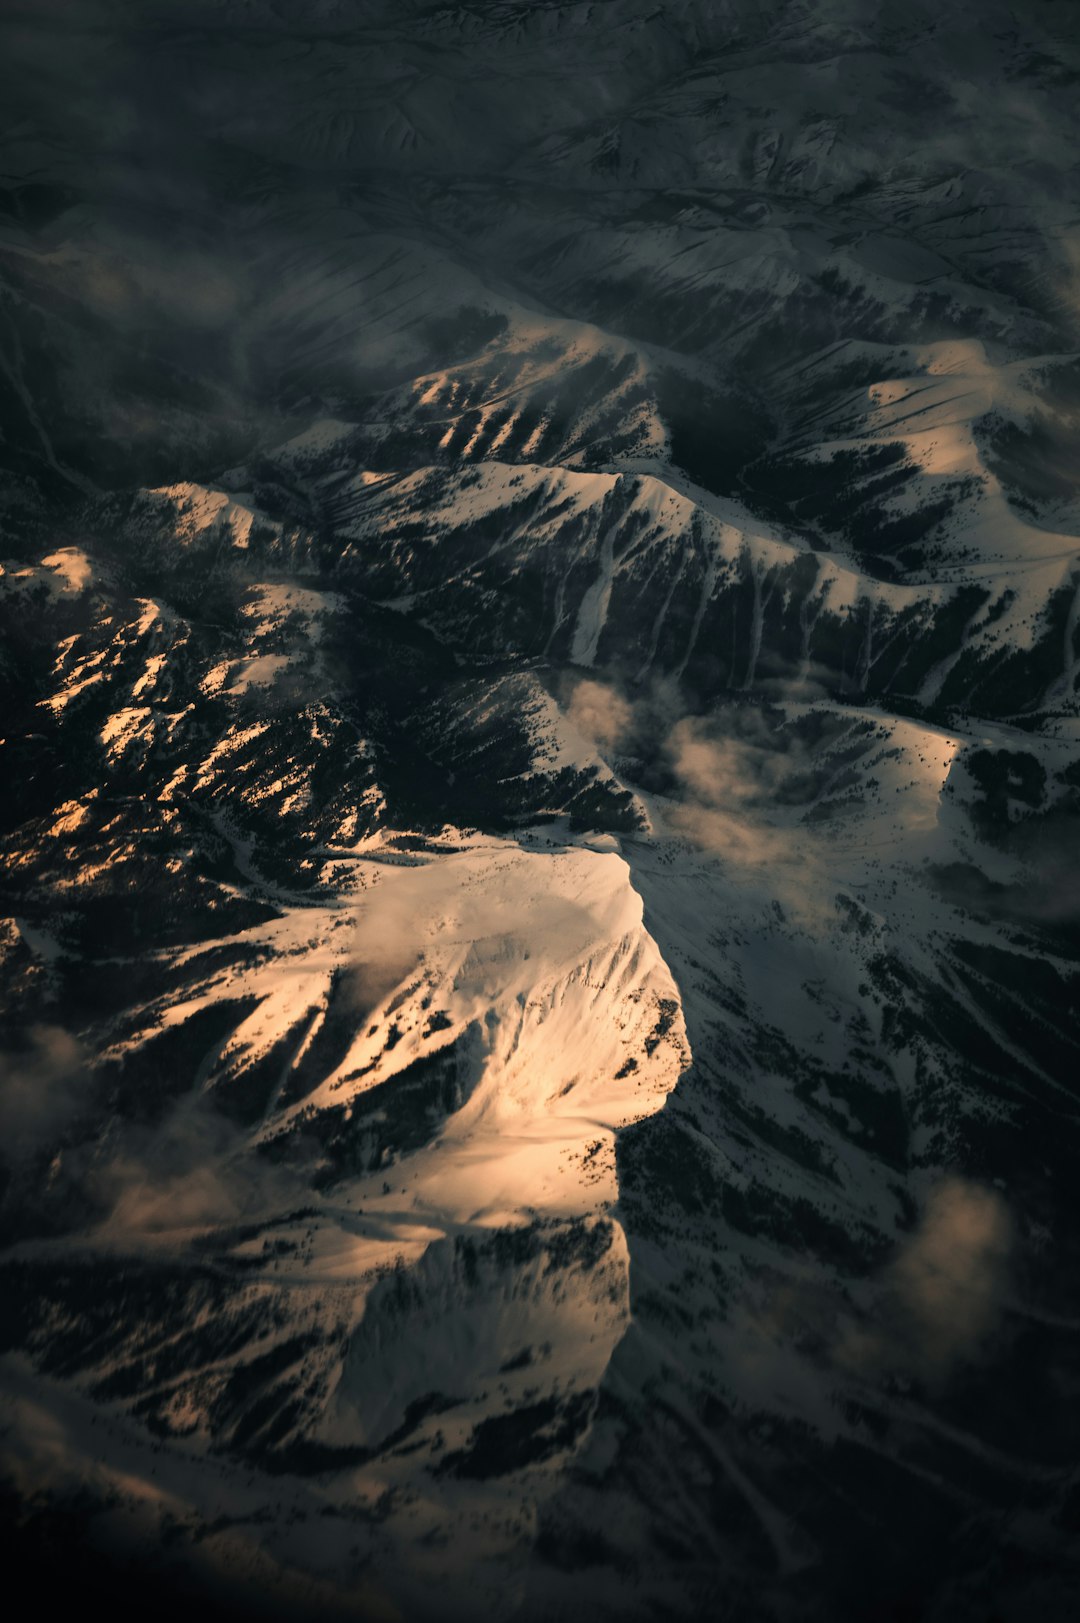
[2, 4, 1080, 1620]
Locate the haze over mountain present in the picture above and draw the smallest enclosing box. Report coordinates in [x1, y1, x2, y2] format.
[2, 3, 1080, 1619]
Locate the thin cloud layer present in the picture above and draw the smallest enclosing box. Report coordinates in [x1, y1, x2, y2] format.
[839, 1178, 1014, 1383]
[0, 1025, 85, 1165]
[567, 678, 634, 751]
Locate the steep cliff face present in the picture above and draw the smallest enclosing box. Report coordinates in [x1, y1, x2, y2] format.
[2, 4, 1080, 1620]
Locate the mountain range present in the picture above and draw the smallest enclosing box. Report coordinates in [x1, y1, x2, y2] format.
[2, 3, 1080, 1618]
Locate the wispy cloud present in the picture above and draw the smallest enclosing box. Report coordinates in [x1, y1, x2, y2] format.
[566, 678, 634, 750]
[0, 1025, 85, 1166]
[92, 1092, 303, 1239]
[838, 1177, 1013, 1384]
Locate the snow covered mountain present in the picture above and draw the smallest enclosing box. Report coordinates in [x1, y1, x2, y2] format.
[2, 3, 1080, 1619]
